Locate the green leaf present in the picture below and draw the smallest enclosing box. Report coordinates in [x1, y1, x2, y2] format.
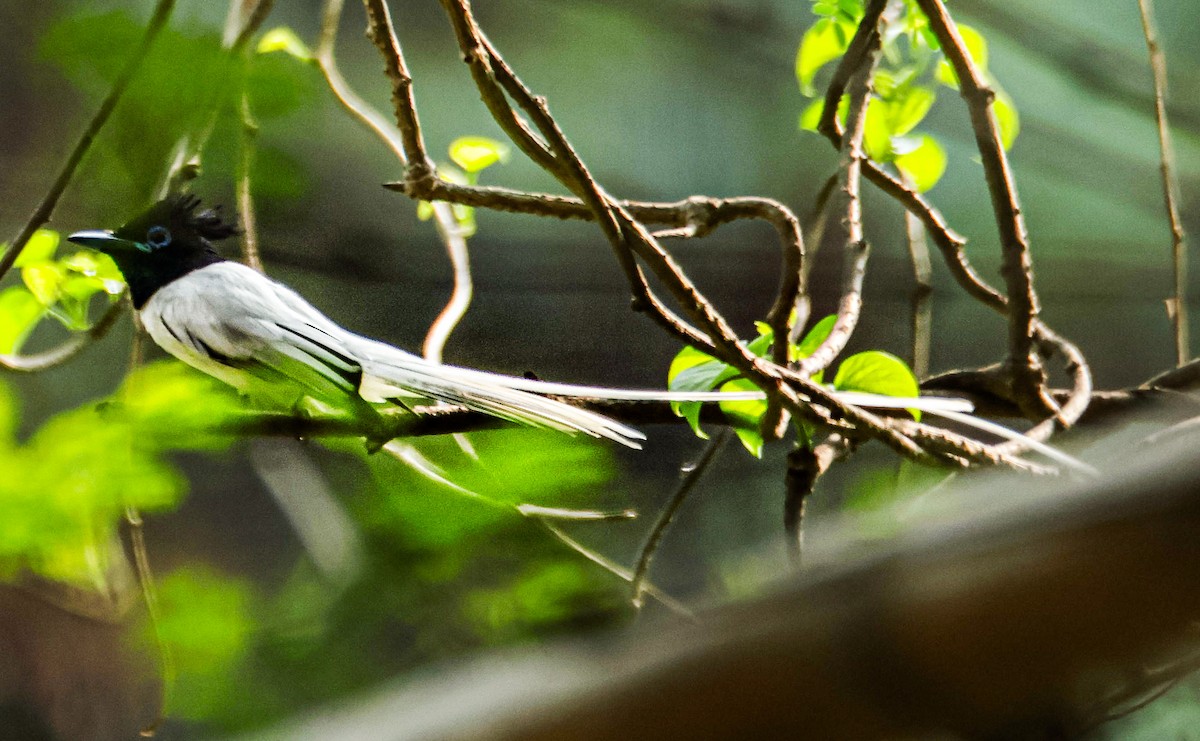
[0, 287, 44, 355]
[246, 49, 319, 120]
[449, 137, 511, 174]
[957, 24, 989, 73]
[934, 24, 987, 89]
[993, 92, 1020, 150]
[795, 315, 836, 361]
[935, 58, 958, 89]
[256, 27, 312, 60]
[21, 262, 64, 306]
[796, 18, 848, 96]
[833, 350, 922, 420]
[61, 251, 125, 294]
[894, 134, 948, 192]
[416, 201, 434, 221]
[862, 96, 893, 161]
[888, 86, 936, 136]
[13, 230, 59, 268]
[718, 377, 767, 458]
[799, 99, 825, 132]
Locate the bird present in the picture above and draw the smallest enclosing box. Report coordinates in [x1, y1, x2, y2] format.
[68, 195, 1080, 470]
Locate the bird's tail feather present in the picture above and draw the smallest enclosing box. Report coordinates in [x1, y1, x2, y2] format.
[354, 342, 647, 448]
[352, 339, 1091, 474]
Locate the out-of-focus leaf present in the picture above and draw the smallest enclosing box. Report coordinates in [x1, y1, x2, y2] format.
[799, 99, 824, 132]
[256, 27, 312, 60]
[448, 137, 511, 174]
[13, 230, 59, 268]
[147, 567, 254, 720]
[416, 201, 435, 221]
[888, 85, 936, 136]
[894, 134, 948, 192]
[0, 287, 45, 354]
[246, 50, 319, 120]
[934, 24, 987, 89]
[21, 262, 64, 306]
[796, 18, 848, 96]
[40, 11, 230, 203]
[364, 431, 615, 548]
[862, 96, 893, 161]
[251, 146, 309, 200]
[993, 92, 1020, 150]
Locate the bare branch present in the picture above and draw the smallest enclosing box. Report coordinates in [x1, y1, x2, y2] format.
[1137, 0, 1190, 366]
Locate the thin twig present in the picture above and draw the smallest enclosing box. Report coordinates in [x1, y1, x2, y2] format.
[1137, 0, 1189, 366]
[0, 296, 126, 372]
[631, 429, 729, 609]
[236, 91, 264, 272]
[538, 520, 694, 619]
[0, 0, 178, 282]
[796, 27, 881, 377]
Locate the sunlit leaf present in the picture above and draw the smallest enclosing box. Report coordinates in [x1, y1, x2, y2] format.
[0, 287, 44, 355]
[833, 350, 921, 420]
[449, 136, 511, 174]
[256, 26, 312, 60]
[718, 377, 767, 458]
[993, 92, 1020, 150]
[957, 24, 989, 73]
[416, 201, 434, 221]
[21, 262, 64, 306]
[796, 18, 848, 96]
[799, 99, 825, 132]
[862, 96, 893, 161]
[888, 85, 936, 136]
[13, 230, 59, 268]
[894, 134, 948, 192]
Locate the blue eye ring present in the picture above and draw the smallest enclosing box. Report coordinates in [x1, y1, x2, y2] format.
[146, 225, 172, 250]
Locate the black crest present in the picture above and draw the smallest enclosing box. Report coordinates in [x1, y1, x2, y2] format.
[169, 194, 240, 241]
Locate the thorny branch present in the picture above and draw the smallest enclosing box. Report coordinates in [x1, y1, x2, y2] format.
[356, 0, 1053, 474]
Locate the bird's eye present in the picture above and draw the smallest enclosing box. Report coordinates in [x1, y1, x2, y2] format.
[146, 225, 172, 249]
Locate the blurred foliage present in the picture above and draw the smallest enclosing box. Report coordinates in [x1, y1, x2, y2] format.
[667, 315, 920, 455]
[0, 361, 240, 588]
[0, 229, 123, 353]
[796, 0, 1018, 192]
[37, 9, 318, 211]
[138, 429, 632, 731]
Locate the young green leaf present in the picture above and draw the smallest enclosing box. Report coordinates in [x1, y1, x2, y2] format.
[256, 27, 313, 60]
[718, 377, 767, 458]
[993, 92, 1020, 150]
[0, 287, 44, 355]
[21, 262, 64, 306]
[833, 350, 922, 420]
[13, 230, 59, 268]
[894, 134, 948, 192]
[796, 18, 848, 96]
[449, 136, 511, 174]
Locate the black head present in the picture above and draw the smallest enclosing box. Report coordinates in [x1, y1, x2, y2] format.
[68, 195, 237, 308]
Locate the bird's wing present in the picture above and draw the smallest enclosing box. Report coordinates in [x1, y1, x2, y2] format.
[142, 263, 647, 447]
[140, 263, 367, 406]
